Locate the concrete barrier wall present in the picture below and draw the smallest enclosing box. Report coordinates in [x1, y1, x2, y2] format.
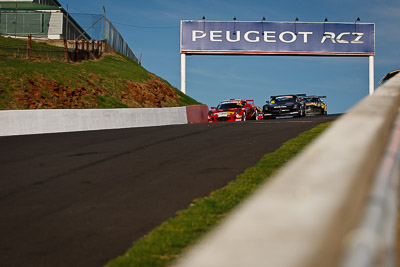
[186, 105, 209, 124]
[0, 107, 190, 136]
[175, 74, 400, 267]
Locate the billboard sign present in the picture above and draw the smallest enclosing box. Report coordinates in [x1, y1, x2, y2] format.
[180, 21, 375, 56]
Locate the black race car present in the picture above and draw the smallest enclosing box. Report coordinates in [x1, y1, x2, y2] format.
[300, 95, 327, 115]
[262, 94, 306, 119]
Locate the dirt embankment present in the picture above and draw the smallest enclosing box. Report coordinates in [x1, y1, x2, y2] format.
[10, 74, 180, 109]
[123, 78, 179, 108]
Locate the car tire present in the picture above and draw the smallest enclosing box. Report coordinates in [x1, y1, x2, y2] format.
[295, 107, 302, 118]
[242, 112, 247, 121]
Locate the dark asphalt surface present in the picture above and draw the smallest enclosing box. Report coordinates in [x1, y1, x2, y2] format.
[0, 115, 339, 267]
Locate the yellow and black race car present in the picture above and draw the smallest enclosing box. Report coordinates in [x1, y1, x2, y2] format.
[300, 95, 327, 115]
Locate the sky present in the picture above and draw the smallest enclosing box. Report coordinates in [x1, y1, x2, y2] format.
[58, 0, 400, 114]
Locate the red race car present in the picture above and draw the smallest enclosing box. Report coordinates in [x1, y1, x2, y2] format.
[208, 99, 262, 122]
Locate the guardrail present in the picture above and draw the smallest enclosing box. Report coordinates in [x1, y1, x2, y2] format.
[0, 105, 209, 136]
[175, 74, 400, 267]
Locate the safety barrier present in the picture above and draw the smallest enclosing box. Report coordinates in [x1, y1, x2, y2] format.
[0, 105, 209, 136]
[175, 74, 400, 267]
[186, 105, 209, 124]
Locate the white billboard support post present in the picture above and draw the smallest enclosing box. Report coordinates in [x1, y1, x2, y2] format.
[181, 53, 186, 94]
[369, 55, 375, 95]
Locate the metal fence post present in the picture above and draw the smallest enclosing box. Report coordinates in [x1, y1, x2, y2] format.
[79, 39, 83, 61]
[75, 39, 78, 62]
[86, 40, 89, 60]
[63, 39, 69, 62]
[95, 41, 99, 58]
[91, 40, 94, 59]
[99, 41, 103, 57]
[27, 34, 31, 59]
[83, 40, 86, 60]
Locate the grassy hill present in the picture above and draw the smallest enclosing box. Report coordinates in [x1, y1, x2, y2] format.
[0, 36, 200, 109]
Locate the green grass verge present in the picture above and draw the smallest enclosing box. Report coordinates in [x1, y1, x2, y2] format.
[105, 122, 332, 267]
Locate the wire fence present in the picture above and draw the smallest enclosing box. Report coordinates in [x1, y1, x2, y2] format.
[0, 34, 105, 62]
[0, 8, 139, 63]
[63, 13, 139, 63]
[105, 19, 138, 63]
[68, 12, 103, 40]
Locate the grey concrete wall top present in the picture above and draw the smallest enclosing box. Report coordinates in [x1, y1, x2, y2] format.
[0, 107, 188, 136]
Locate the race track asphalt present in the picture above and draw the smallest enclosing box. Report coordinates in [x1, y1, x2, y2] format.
[0, 115, 339, 267]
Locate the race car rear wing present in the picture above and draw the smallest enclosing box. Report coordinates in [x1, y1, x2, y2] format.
[301, 95, 327, 98]
[270, 94, 306, 98]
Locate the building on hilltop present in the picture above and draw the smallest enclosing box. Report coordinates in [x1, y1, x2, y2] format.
[0, 0, 90, 40]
